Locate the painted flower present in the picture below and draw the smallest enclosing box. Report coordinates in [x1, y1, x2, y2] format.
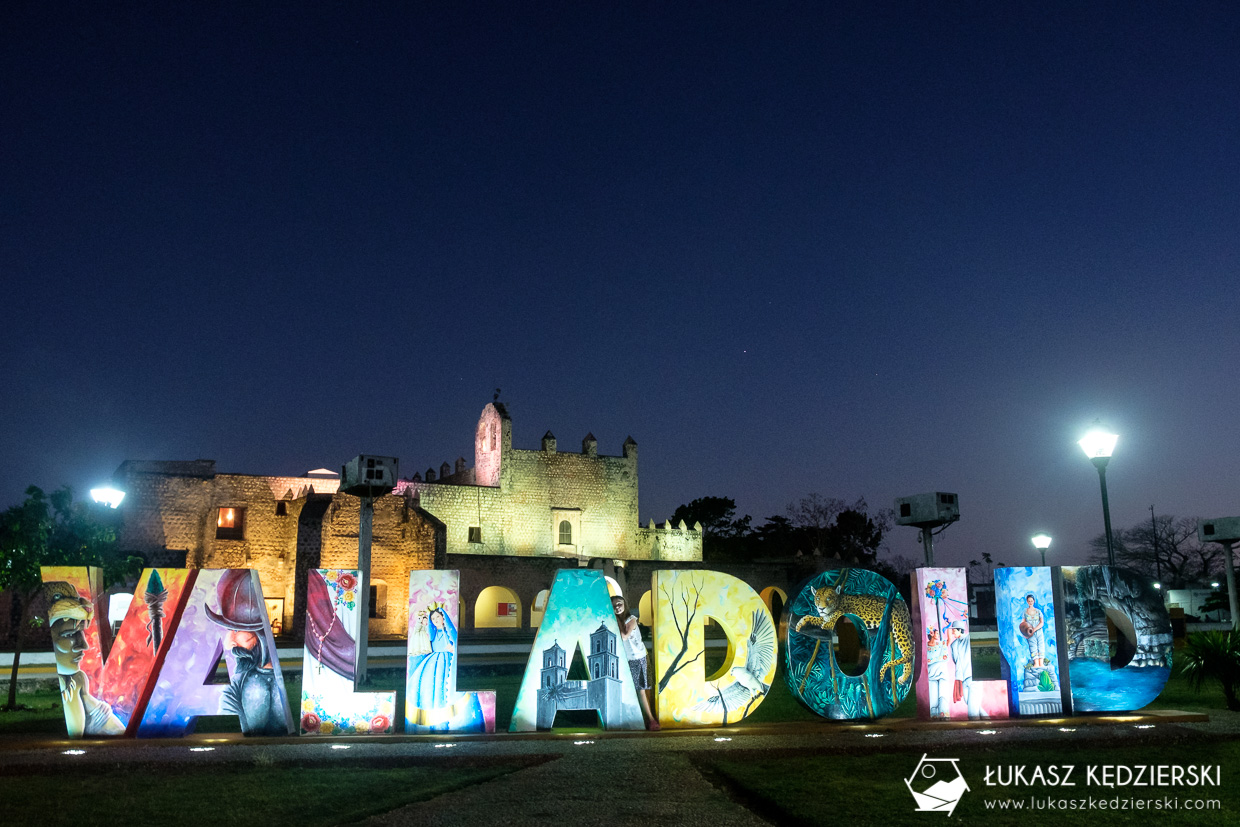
[301, 712, 321, 733]
[338, 573, 358, 590]
[302, 698, 315, 713]
[320, 721, 335, 734]
[370, 715, 390, 733]
[344, 590, 355, 603]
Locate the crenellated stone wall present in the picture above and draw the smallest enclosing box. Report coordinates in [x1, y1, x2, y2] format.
[402, 403, 699, 562]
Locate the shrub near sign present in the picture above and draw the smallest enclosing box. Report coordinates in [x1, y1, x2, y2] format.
[40, 564, 1173, 738]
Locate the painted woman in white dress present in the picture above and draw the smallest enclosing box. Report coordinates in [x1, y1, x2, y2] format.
[1022, 594, 1046, 668]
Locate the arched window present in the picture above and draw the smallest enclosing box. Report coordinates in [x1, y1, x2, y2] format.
[559, 520, 572, 545]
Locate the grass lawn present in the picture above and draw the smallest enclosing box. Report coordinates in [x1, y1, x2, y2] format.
[701, 740, 1240, 826]
[0, 758, 535, 827]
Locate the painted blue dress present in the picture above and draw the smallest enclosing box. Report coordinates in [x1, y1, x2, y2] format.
[409, 614, 457, 710]
[407, 614, 485, 731]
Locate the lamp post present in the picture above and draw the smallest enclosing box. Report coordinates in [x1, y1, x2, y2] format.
[1078, 422, 1119, 567]
[1031, 533, 1052, 567]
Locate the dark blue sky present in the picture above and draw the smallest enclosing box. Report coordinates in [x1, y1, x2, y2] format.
[4, 3, 1239, 567]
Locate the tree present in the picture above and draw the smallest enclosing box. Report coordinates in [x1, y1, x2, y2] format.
[968, 552, 1006, 585]
[1088, 515, 1222, 587]
[820, 505, 890, 566]
[1200, 590, 1231, 622]
[784, 494, 892, 565]
[785, 494, 848, 554]
[669, 497, 752, 561]
[0, 486, 132, 710]
[752, 515, 812, 558]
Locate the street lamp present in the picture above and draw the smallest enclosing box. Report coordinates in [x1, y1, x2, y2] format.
[1031, 533, 1052, 567]
[1078, 422, 1118, 567]
[90, 487, 125, 509]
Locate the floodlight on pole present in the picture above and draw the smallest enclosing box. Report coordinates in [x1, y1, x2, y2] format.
[1078, 421, 1118, 567]
[1197, 518, 1240, 632]
[90, 487, 125, 509]
[1031, 533, 1052, 567]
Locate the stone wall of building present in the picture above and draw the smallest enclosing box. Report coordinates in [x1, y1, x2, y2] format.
[316, 494, 440, 637]
[406, 403, 694, 562]
[441, 554, 815, 633]
[634, 521, 703, 561]
[101, 403, 703, 640]
[114, 463, 438, 638]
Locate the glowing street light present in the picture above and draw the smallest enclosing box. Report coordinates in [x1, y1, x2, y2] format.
[1078, 422, 1118, 567]
[1031, 533, 1052, 567]
[89, 487, 125, 509]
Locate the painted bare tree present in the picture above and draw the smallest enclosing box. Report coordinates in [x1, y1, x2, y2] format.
[657, 574, 704, 692]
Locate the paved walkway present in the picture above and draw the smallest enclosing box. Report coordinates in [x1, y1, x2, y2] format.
[364, 750, 770, 827]
[1, 710, 1235, 825]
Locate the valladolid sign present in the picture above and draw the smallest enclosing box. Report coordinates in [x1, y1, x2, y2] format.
[40, 562, 1172, 738]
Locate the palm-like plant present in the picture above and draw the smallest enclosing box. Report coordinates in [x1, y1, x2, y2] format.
[1179, 631, 1240, 711]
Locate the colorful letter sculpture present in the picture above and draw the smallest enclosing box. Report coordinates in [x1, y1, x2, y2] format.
[510, 569, 644, 732]
[405, 570, 495, 733]
[41, 566, 193, 737]
[651, 570, 777, 728]
[911, 568, 1009, 720]
[783, 568, 914, 720]
[299, 569, 396, 735]
[994, 567, 1071, 716]
[1060, 565, 1173, 712]
[139, 568, 294, 737]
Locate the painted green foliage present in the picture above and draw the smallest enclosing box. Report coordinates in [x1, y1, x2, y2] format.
[782, 568, 914, 720]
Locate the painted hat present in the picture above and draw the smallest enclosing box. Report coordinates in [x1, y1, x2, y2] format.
[949, 620, 968, 632]
[205, 569, 267, 631]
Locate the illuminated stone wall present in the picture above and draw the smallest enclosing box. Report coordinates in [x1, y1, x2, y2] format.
[315, 494, 442, 636]
[408, 404, 700, 563]
[107, 403, 700, 638]
[114, 462, 438, 637]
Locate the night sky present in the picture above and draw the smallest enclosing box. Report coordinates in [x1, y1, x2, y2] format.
[4, 3, 1239, 568]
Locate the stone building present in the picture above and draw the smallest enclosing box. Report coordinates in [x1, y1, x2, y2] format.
[402, 403, 700, 563]
[112, 460, 443, 638]
[106, 403, 710, 640]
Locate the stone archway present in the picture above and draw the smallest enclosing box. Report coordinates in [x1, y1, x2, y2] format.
[475, 585, 522, 629]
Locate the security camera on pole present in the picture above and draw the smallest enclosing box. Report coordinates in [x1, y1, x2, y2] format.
[894, 492, 960, 566]
[1197, 517, 1240, 632]
[340, 454, 398, 683]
